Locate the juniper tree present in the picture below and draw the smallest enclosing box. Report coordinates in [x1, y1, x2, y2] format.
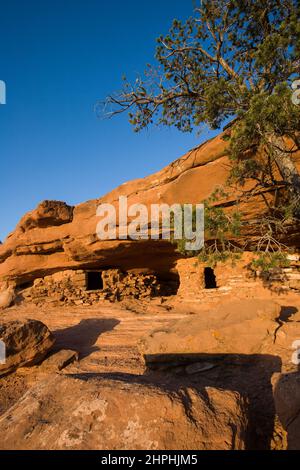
[101, 0, 300, 267]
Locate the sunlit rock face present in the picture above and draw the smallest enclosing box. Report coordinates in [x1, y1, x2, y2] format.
[0, 132, 299, 287]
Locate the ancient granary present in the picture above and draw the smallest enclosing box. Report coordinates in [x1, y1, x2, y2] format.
[13, 252, 299, 307]
[0, 131, 299, 306]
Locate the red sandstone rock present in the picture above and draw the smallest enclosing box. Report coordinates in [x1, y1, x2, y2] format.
[0, 320, 55, 377]
[0, 374, 248, 450]
[0, 132, 299, 286]
[139, 299, 281, 366]
[0, 287, 15, 309]
[39, 349, 79, 372]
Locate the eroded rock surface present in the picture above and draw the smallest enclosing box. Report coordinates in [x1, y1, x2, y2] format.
[0, 374, 248, 450]
[0, 319, 55, 376]
[17, 200, 74, 233]
[140, 299, 281, 366]
[1, 298, 299, 450]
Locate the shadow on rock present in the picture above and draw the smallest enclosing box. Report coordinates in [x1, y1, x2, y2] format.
[278, 306, 299, 323]
[273, 366, 300, 450]
[66, 352, 282, 450]
[53, 318, 120, 359]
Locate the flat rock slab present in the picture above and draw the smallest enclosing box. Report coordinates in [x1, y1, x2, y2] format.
[140, 299, 281, 366]
[40, 349, 79, 372]
[0, 375, 248, 450]
[0, 319, 55, 377]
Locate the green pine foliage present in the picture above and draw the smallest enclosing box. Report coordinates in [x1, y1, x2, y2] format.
[251, 252, 291, 272]
[104, 0, 300, 272]
[171, 189, 243, 267]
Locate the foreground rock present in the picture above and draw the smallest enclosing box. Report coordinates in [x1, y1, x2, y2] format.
[139, 299, 281, 367]
[273, 372, 300, 450]
[0, 320, 55, 377]
[0, 375, 248, 450]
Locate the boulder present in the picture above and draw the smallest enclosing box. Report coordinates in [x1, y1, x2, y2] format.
[0, 287, 15, 309]
[0, 375, 248, 450]
[17, 200, 74, 233]
[0, 319, 55, 377]
[139, 299, 281, 366]
[39, 349, 79, 372]
[273, 372, 300, 450]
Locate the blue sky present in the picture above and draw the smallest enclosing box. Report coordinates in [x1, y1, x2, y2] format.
[0, 0, 219, 241]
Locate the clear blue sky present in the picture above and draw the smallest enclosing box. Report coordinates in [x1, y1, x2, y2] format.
[0, 0, 218, 242]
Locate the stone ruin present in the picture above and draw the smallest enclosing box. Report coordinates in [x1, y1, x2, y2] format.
[19, 269, 164, 306]
[176, 253, 300, 302]
[10, 252, 300, 307]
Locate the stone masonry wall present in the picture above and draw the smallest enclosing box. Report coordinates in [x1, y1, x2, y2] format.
[176, 253, 300, 302]
[20, 269, 162, 306]
[17, 253, 300, 306]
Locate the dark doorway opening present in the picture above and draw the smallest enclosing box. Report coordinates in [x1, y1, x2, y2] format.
[157, 271, 180, 297]
[86, 272, 103, 291]
[204, 267, 217, 289]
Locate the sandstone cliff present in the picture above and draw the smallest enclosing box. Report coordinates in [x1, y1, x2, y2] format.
[1, 132, 299, 286]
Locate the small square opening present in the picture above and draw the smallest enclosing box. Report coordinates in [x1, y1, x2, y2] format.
[86, 272, 103, 291]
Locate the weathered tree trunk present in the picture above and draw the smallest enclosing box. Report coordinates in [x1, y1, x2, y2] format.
[268, 134, 300, 218]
